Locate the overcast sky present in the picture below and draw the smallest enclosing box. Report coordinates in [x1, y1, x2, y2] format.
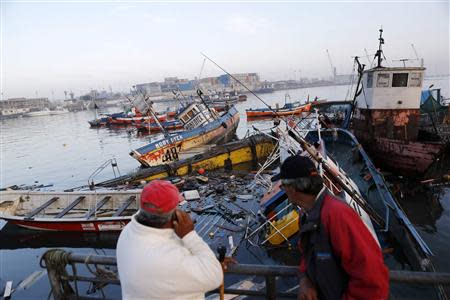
[1, 1, 449, 99]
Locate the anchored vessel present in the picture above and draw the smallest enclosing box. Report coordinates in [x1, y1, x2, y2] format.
[351, 29, 445, 175]
[246, 102, 311, 119]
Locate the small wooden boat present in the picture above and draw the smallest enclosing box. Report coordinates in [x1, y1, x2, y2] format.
[130, 103, 239, 167]
[246, 102, 311, 118]
[0, 190, 141, 232]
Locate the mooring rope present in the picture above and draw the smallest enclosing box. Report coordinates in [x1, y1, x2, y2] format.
[40, 249, 75, 297]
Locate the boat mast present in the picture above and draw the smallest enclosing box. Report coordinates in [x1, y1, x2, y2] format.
[345, 56, 365, 129]
[375, 28, 384, 68]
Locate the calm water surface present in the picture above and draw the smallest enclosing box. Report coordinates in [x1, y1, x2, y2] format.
[1, 80, 449, 298]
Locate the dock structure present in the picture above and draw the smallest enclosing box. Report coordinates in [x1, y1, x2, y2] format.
[40, 250, 450, 300]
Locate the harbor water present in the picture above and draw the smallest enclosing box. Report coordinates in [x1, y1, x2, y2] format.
[1, 80, 449, 298]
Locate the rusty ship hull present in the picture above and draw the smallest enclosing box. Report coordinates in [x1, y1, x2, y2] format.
[353, 108, 444, 175]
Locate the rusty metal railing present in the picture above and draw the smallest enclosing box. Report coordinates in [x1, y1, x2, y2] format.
[41, 250, 450, 300]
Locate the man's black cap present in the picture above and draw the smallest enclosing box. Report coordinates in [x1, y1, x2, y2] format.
[271, 155, 318, 182]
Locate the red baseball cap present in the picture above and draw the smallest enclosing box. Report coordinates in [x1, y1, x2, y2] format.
[140, 180, 182, 214]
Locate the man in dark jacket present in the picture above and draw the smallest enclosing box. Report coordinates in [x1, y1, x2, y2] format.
[278, 155, 389, 300]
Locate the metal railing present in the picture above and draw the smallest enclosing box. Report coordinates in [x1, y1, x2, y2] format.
[41, 250, 450, 300]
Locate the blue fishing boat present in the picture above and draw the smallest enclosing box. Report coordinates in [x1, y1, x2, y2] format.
[254, 125, 445, 298]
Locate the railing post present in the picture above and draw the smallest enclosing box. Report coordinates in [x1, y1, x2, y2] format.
[265, 275, 276, 300]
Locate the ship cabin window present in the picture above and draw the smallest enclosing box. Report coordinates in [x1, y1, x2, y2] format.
[392, 73, 408, 87]
[377, 73, 390, 87]
[367, 72, 373, 88]
[409, 72, 422, 87]
[187, 110, 195, 118]
[181, 115, 189, 123]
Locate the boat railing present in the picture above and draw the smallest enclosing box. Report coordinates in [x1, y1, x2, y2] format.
[87, 158, 121, 188]
[40, 250, 450, 300]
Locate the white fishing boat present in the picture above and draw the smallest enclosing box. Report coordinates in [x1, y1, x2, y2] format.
[0, 189, 142, 232]
[50, 107, 70, 115]
[0, 108, 28, 120]
[24, 107, 53, 117]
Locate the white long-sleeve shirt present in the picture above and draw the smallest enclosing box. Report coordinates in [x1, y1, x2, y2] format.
[116, 216, 223, 300]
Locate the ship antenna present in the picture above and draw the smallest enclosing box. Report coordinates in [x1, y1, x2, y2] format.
[375, 27, 384, 68]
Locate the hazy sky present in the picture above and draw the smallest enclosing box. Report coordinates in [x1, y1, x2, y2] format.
[1, 1, 449, 99]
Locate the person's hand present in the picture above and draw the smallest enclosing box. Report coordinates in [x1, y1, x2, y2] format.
[221, 257, 237, 271]
[298, 276, 318, 300]
[173, 209, 194, 238]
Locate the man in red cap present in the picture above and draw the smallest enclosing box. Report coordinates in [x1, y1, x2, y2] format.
[116, 180, 223, 299]
[278, 155, 389, 300]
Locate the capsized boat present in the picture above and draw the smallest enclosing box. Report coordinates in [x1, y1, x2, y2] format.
[129, 101, 239, 167]
[96, 133, 275, 187]
[0, 190, 141, 231]
[350, 29, 445, 175]
[246, 102, 311, 119]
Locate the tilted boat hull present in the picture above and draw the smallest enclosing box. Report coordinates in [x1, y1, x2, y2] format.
[130, 107, 240, 167]
[306, 129, 433, 271]
[98, 134, 276, 187]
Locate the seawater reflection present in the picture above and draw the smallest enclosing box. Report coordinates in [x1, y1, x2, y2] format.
[1, 80, 449, 299]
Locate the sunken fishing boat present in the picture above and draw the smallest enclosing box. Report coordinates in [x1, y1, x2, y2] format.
[350, 29, 446, 175]
[247, 116, 445, 298]
[98, 133, 275, 187]
[130, 92, 240, 167]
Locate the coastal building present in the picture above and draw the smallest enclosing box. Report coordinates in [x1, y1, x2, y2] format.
[133, 72, 261, 96]
[0, 97, 50, 110]
[134, 82, 162, 96]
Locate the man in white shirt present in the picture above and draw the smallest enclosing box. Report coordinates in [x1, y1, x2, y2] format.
[116, 180, 223, 300]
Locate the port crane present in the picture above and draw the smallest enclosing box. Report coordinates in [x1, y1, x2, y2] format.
[326, 49, 337, 81]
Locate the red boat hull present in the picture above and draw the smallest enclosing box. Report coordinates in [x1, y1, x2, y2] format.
[246, 104, 311, 118]
[8, 218, 130, 232]
[353, 108, 444, 175]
